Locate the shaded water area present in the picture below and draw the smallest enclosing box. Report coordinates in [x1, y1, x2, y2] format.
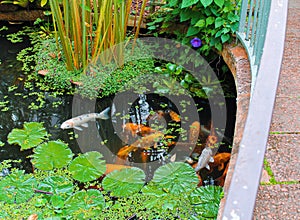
[0, 23, 237, 185]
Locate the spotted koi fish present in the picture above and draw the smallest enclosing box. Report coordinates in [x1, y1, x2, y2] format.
[60, 107, 110, 131]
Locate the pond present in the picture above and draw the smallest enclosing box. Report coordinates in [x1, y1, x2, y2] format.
[0, 22, 237, 185]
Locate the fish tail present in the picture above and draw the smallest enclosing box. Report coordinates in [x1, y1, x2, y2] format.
[98, 107, 110, 120]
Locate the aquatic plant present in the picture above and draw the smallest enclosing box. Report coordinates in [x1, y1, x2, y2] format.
[0, 122, 223, 219]
[49, 0, 147, 71]
[1, 0, 34, 8]
[7, 122, 48, 150]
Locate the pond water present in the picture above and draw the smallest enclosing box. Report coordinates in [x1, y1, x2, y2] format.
[0, 22, 237, 185]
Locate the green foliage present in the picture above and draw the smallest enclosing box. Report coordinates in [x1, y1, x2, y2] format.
[102, 167, 145, 197]
[1, 0, 34, 8]
[31, 141, 73, 170]
[68, 151, 106, 183]
[1, 123, 223, 219]
[7, 122, 48, 150]
[189, 185, 223, 218]
[147, 0, 240, 54]
[0, 170, 37, 204]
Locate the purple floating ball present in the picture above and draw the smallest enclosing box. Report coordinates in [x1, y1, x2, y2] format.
[190, 37, 202, 48]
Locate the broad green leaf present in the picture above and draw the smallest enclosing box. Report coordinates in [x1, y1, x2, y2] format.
[31, 141, 73, 170]
[214, 0, 224, 8]
[221, 33, 230, 43]
[166, 63, 177, 72]
[41, 0, 47, 7]
[195, 19, 206, 28]
[215, 17, 225, 28]
[200, 0, 213, 8]
[181, 0, 199, 8]
[68, 151, 106, 182]
[206, 17, 215, 26]
[102, 167, 145, 197]
[7, 122, 47, 150]
[189, 185, 223, 218]
[64, 189, 105, 215]
[37, 176, 74, 198]
[151, 162, 199, 195]
[186, 26, 200, 37]
[0, 170, 37, 204]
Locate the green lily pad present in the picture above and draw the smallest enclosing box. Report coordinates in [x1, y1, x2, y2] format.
[31, 141, 73, 170]
[189, 185, 223, 218]
[37, 175, 74, 199]
[64, 189, 105, 215]
[151, 162, 199, 195]
[68, 151, 106, 182]
[0, 170, 37, 204]
[102, 167, 145, 197]
[7, 122, 48, 150]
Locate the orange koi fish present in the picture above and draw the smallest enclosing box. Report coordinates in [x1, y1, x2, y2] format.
[167, 110, 181, 122]
[131, 132, 164, 149]
[189, 121, 201, 143]
[211, 152, 231, 171]
[123, 123, 156, 137]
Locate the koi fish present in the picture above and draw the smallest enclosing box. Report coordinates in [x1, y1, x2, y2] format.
[131, 132, 164, 149]
[123, 123, 156, 137]
[195, 123, 219, 172]
[189, 121, 201, 143]
[60, 107, 110, 131]
[194, 147, 214, 171]
[166, 110, 181, 122]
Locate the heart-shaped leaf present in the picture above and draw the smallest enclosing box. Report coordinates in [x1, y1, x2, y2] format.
[151, 162, 199, 195]
[64, 189, 105, 215]
[0, 170, 37, 204]
[68, 151, 106, 182]
[31, 141, 73, 170]
[102, 167, 145, 197]
[8, 122, 48, 150]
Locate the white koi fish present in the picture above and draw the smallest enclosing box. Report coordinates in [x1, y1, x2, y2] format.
[194, 147, 214, 172]
[60, 107, 110, 131]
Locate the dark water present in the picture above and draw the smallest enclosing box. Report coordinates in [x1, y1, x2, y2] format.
[0, 23, 237, 184]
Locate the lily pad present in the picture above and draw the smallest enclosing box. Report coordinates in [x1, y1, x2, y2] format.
[31, 141, 73, 170]
[189, 185, 223, 218]
[37, 175, 74, 199]
[102, 167, 145, 197]
[68, 151, 106, 182]
[151, 162, 199, 195]
[0, 170, 37, 204]
[7, 122, 48, 150]
[64, 189, 105, 215]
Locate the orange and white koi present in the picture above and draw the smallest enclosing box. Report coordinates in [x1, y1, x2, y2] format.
[122, 123, 156, 137]
[131, 132, 164, 149]
[60, 107, 110, 131]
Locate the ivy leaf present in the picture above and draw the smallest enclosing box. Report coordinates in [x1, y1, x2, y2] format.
[31, 141, 73, 170]
[151, 162, 199, 195]
[181, 0, 199, 8]
[214, 0, 224, 8]
[102, 167, 145, 197]
[64, 189, 105, 215]
[0, 170, 37, 204]
[186, 26, 200, 37]
[215, 17, 225, 28]
[68, 151, 106, 182]
[195, 19, 206, 28]
[200, 0, 213, 8]
[221, 33, 230, 43]
[189, 185, 223, 218]
[7, 122, 48, 150]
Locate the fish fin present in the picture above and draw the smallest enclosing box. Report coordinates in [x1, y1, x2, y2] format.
[81, 123, 89, 128]
[99, 107, 110, 120]
[205, 164, 210, 170]
[209, 157, 214, 163]
[74, 126, 83, 131]
[170, 153, 176, 162]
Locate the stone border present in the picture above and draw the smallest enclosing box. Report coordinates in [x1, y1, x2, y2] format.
[0, 10, 46, 21]
[218, 43, 251, 218]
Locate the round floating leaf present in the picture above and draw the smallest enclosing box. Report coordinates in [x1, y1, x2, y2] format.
[7, 122, 48, 150]
[189, 185, 223, 218]
[31, 141, 73, 170]
[37, 175, 74, 198]
[0, 170, 37, 204]
[102, 167, 145, 197]
[151, 162, 199, 195]
[64, 189, 105, 215]
[68, 151, 106, 182]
